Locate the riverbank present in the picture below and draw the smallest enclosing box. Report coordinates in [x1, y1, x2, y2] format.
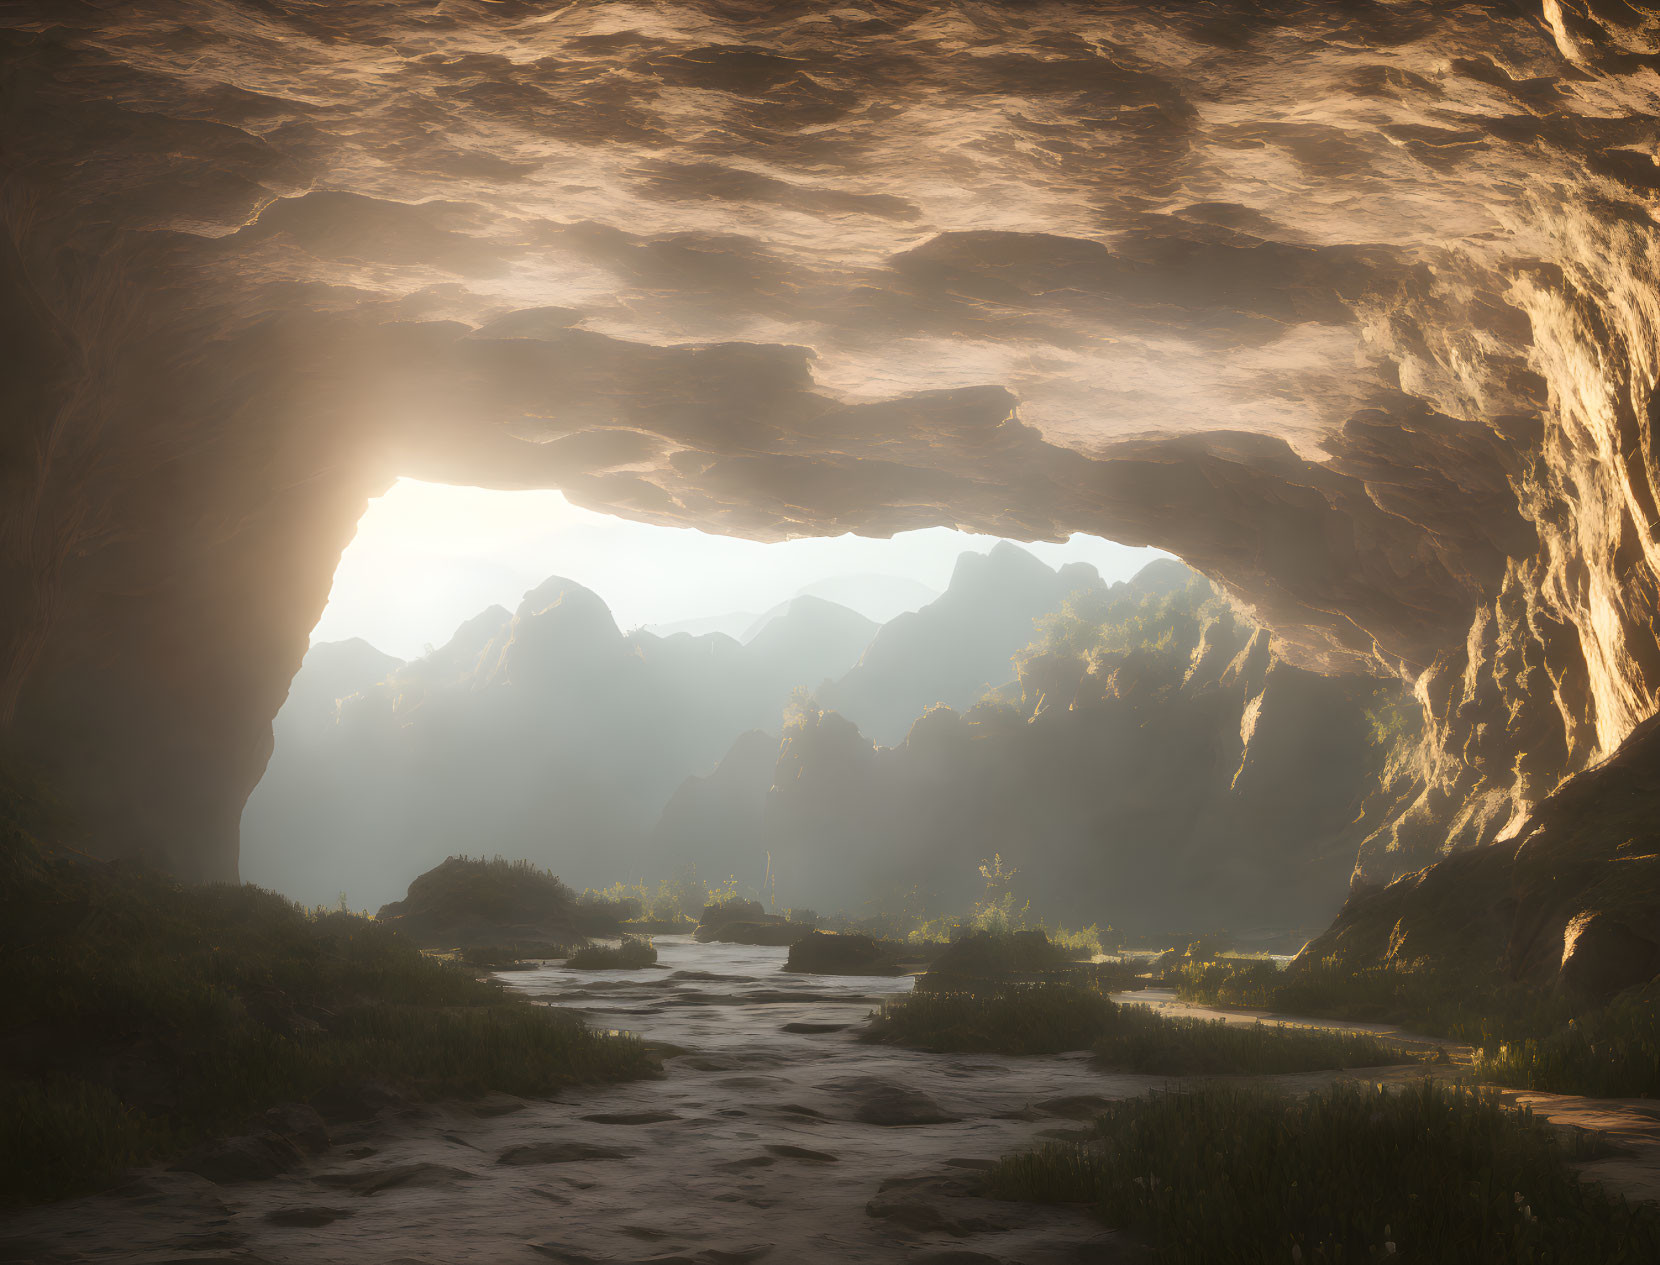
[5, 938, 1655, 1263]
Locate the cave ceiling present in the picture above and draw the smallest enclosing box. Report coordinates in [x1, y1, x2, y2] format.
[4, 1, 1660, 877]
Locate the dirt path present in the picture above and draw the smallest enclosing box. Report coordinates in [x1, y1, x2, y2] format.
[1126, 986, 1660, 1205]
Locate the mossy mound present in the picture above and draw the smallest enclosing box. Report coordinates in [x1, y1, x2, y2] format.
[376, 855, 585, 950]
[919, 929, 1076, 988]
[692, 897, 806, 945]
[784, 931, 907, 975]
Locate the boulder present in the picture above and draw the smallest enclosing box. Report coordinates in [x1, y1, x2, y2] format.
[497, 1141, 633, 1166]
[824, 1077, 962, 1126]
[783, 931, 904, 975]
[922, 930, 1074, 986]
[313, 1162, 478, 1195]
[1558, 912, 1660, 1004]
[694, 898, 806, 946]
[375, 856, 585, 950]
[173, 1132, 303, 1184]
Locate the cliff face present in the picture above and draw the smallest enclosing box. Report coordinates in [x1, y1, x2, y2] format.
[661, 574, 1410, 937]
[4, 3, 1660, 882]
[820, 543, 1109, 746]
[1302, 710, 1660, 1005]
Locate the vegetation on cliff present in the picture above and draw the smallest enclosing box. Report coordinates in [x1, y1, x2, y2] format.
[1238, 711, 1660, 1098]
[988, 1080, 1659, 1264]
[672, 563, 1404, 937]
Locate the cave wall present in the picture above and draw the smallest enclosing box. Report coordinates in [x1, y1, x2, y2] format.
[3, 1, 1660, 880]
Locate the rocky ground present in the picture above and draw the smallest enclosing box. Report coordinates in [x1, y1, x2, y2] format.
[4, 938, 1656, 1264]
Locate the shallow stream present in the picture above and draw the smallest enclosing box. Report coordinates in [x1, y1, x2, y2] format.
[7, 936, 1657, 1263]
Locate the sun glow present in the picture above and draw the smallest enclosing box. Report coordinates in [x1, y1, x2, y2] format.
[311, 478, 1168, 660]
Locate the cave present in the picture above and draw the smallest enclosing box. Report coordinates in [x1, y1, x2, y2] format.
[7, 1, 1658, 890]
[5, 0, 1660, 1253]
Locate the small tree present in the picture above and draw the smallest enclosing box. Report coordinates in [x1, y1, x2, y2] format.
[973, 854, 1029, 934]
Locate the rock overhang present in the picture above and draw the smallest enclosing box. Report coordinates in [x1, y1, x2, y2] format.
[3, 0, 1659, 879]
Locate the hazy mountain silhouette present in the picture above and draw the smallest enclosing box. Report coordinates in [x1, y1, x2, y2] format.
[817, 541, 1107, 746]
[243, 546, 1384, 938]
[639, 576, 933, 644]
[641, 611, 761, 641]
[271, 638, 405, 740]
[241, 580, 876, 908]
[787, 573, 939, 628]
[656, 564, 1404, 940]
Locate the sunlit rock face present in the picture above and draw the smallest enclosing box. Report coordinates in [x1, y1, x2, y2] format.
[3, 2, 1659, 879]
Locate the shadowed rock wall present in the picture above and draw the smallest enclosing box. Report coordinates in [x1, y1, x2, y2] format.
[4, 2, 1660, 879]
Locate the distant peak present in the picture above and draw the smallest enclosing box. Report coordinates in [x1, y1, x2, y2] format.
[947, 541, 1048, 589]
[454, 604, 512, 636]
[1130, 558, 1196, 595]
[517, 574, 611, 617]
[313, 635, 400, 661]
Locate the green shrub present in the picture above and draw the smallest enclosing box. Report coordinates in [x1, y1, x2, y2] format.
[988, 1080, 1660, 1264]
[1169, 956, 1283, 1007]
[566, 936, 658, 970]
[1047, 923, 1110, 959]
[866, 985, 1411, 1073]
[460, 942, 571, 968]
[1088, 957, 1151, 993]
[1474, 983, 1660, 1099]
[1171, 955, 1660, 1096]
[919, 929, 1076, 988]
[864, 983, 1117, 1054]
[1094, 1005, 1414, 1076]
[0, 1077, 175, 1206]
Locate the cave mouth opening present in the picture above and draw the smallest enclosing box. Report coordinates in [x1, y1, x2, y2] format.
[242, 476, 1167, 909]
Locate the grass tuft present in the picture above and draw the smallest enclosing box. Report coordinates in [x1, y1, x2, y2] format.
[987, 1079, 1660, 1264]
[1473, 982, 1660, 1099]
[1173, 955, 1660, 1098]
[1095, 1005, 1413, 1076]
[864, 983, 1116, 1054]
[864, 984, 1414, 1072]
[567, 936, 658, 970]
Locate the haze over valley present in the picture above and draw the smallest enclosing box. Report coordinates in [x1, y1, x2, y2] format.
[254, 539, 1363, 930]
